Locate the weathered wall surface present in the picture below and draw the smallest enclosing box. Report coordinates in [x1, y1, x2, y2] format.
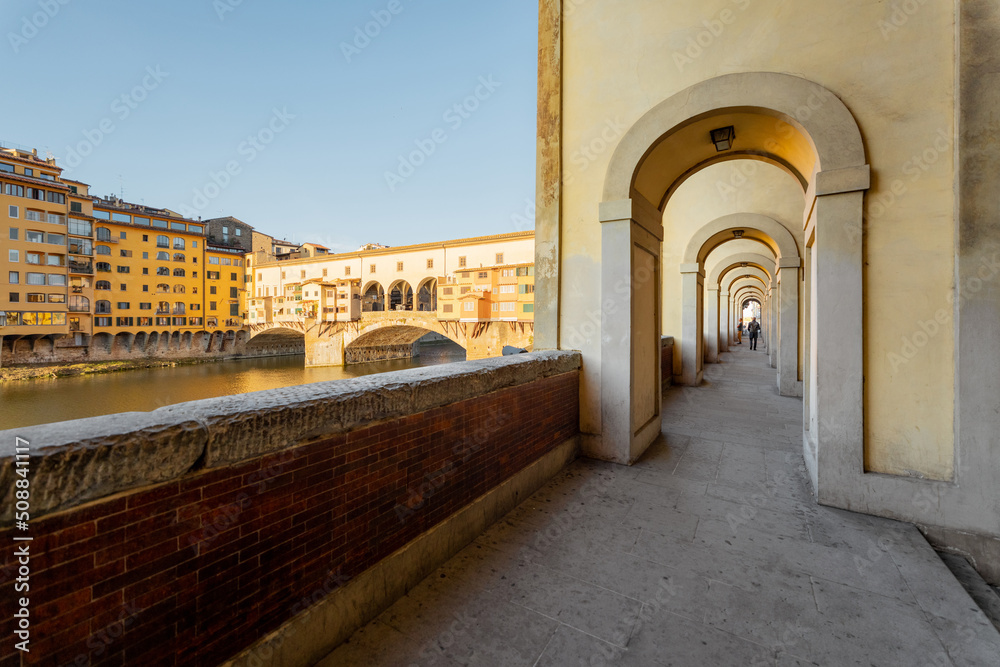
[0, 352, 581, 666]
[556, 0, 957, 479]
[1, 331, 251, 367]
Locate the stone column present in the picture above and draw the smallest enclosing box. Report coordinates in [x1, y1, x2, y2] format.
[680, 264, 705, 386]
[599, 198, 663, 464]
[768, 286, 777, 367]
[719, 289, 730, 353]
[704, 285, 720, 363]
[812, 188, 865, 502]
[777, 260, 802, 396]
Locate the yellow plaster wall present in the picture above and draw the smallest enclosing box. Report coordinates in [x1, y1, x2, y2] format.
[560, 0, 956, 478]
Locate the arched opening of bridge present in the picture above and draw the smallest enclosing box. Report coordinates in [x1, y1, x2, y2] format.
[243, 327, 306, 357]
[388, 280, 414, 311]
[597, 72, 870, 497]
[362, 282, 385, 312]
[344, 325, 465, 365]
[416, 278, 437, 312]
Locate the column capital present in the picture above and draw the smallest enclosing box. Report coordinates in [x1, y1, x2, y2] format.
[679, 263, 703, 276]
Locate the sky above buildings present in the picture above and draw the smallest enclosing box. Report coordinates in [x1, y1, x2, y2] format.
[2, 0, 539, 251]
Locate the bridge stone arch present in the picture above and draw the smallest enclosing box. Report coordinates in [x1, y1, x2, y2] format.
[244, 325, 307, 357]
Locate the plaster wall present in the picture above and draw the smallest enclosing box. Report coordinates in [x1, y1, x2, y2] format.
[556, 0, 956, 479]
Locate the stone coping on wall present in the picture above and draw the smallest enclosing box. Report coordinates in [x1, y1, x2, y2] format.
[0, 350, 581, 525]
[661, 335, 675, 346]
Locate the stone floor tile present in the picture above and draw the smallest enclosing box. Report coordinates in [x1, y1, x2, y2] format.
[500, 561, 643, 647]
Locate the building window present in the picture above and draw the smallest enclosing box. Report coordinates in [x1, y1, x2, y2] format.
[8, 206, 18, 218]
[8, 272, 19, 284]
[516, 266, 534, 277]
[496, 253, 504, 264]
[26, 230, 44, 243]
[117, 302, 130, 310]
[231, 272, 237, 281]
[345, 266, 351, 276]
[280, 271, 286, 279]
[210, 301, 217, 311]
[120, 231, 127, 240]
[230, 287, 238, 298]
[8, 228, 17, 240]
[478, 272, 488, 279]
[173, 253, 185, 262]
[523, 304, 534, 313]
[519, 284, 535, 294]
[157, 267, 170, 276]
[458, 256, 467, 267]
[142, 252, 149, 259]
[173, 269, 185, 277]
[443, 304, 453, 313]
[500, 302, 516, 312]
[96, 281, 111, 290]
[120, 249, 132, 258]
[96, 262, 111, 272]
[463, 302, 475, 311]
[322, 268, 328, 277]
[396, 261, 404, 271]
[300, 270, 306, 279]
[369, 264, 376, 274]
[157, 284, 170, 293]
[142, 235, 149, 242]
[95, 246, 111, 256]
[174, 238, 185, 250]
[96, 228, 112, 242]
[156, 235, 169, 248]
[8, 292, 19, 302]
[210, 286, 217, 295]
[208, 271, 220, 280]
[8, 249, 17, 263]
[95, 300, 111, 314]
[117, 266, 130, 274]
[94, 317, 112, 327]
[157, 252, 169, 261]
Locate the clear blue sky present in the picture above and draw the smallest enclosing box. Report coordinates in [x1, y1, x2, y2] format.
[1, 0, 538, 251]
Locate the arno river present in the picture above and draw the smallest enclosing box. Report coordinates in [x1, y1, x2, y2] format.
[0, 341, 466, 430]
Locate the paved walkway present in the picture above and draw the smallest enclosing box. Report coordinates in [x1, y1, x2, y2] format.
[318, 346, 1000, 666]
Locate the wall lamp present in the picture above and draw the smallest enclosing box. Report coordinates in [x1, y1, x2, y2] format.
[732, 230, 745, 238]
[710, 125, 736, 152]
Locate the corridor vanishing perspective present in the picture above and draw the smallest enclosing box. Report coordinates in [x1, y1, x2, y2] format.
[319, 347, 1000, 666]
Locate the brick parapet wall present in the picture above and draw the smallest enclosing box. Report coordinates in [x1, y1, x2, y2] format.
[0, 351, 580, 666]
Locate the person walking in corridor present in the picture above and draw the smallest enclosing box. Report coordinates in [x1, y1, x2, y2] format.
[736, 319, 743, 344]
[748, 317, 761, 350]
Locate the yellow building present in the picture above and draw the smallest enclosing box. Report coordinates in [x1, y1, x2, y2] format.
[437, 263, 535, 323]
[65, 179, 97, 337]
[1, 146, 71, 338]
[205, 244, 247, 329]
[91, 198, 209, 334]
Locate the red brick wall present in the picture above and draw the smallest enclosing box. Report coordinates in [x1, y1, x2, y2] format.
[0, 371, 579, 667]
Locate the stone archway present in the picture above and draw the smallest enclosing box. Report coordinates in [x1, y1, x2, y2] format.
[706, 252, 777, 357]
[597, 72, 869, 480]
[678, 212, 800, 390]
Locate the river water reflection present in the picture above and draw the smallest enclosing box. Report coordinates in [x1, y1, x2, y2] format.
[0, 341, 466, 430]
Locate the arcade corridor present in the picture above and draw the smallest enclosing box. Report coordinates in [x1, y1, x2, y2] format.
[318, 346, 1000, 665]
